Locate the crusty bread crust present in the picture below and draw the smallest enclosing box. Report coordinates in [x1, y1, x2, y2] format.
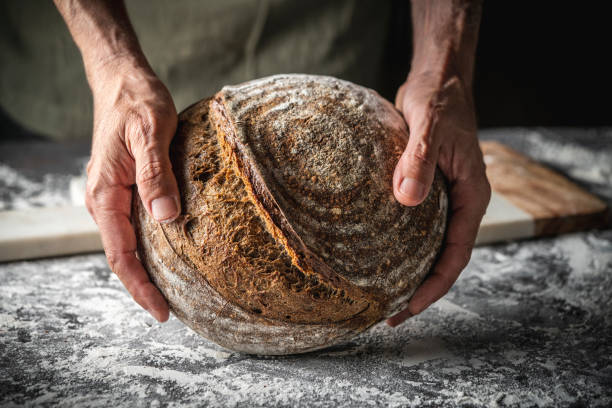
[133, 75, 447, 355]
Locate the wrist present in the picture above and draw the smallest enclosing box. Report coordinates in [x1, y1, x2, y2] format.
[409, 50, 473, 90]
[411, 39, 478, 87]
[409, 0, 482, 87]
[54, 0, 153, 93]
[403, 67, 475, 113]
[86, 52, 156, 96]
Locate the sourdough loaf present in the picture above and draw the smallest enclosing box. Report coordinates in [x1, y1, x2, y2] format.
[133, 74, 448, 355]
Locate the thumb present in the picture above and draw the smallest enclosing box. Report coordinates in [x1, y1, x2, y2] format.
[132, 118, 181, 223]
[393, 106, 442, 207]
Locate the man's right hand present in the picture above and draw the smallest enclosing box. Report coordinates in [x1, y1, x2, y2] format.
[85, 58, 180, 322]
[54, 0, 181, 321]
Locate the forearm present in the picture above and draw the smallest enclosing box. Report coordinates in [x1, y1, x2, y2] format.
[54, 0, 151, 89]
[410, 0, 482, 86]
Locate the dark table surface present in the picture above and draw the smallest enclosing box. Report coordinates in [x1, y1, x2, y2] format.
[1, 128, 611, 407]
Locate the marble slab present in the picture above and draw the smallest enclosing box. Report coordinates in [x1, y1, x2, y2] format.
[481, 141, 609, 240]
[0, 206, 101, 262]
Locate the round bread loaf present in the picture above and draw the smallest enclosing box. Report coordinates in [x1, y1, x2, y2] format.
[133, 74, 448, 355]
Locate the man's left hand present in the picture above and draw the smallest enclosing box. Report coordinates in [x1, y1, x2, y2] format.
[387, 70, 491, 326]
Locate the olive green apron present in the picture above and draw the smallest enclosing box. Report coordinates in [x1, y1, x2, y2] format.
[0, 0, 395, 141]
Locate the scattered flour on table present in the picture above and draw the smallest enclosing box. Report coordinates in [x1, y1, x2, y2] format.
[0, 163, 72, 210]
[433, 298, 482, 321]
[392, 338, 453, 367]
[0, 312, 34, 329]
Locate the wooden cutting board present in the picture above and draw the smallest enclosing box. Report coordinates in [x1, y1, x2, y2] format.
[477, 141, 609, 244]
[0, 141, 608, 262]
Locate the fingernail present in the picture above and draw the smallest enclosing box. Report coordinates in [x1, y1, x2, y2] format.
[151, 311, 163, 323]
[145, 305, 163, 323]
[399, 178, 426, 201]
[151, 196, 178, 222]
[386, 319, 398, 328]
[386, 309, 413, 327]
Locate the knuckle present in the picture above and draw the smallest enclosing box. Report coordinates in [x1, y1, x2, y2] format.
[394, 83, 408, 110]
[136, 160, 167, 187]
[84, 180, 102, 216]
[104, 250, 123, 275]
[476, 176, 492, 212]
[482, 178, 492, 201]
[126, 113, 149, 149]
[146, 114, 162, 138]
[437, 286, 452, 298]
[85, 178, 107, 208]
[459, 250, 472, 269]
[104, 250, 136, 286]
[84, 193, 95, 217]
[84, 173, 125, 217]
[440, 269, 459, 287]
[137, 107, 173, 139]
[127, 111, 174, 160]
[431, 272, 455, 298]
[456, 245, 473, 269]
[410, 139, 436, 166]
[85, 158, 95, 176]
[151, 102, 177, 124]
[126, 111, 155, 148]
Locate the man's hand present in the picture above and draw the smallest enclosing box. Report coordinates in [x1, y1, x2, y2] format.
[85, 60, 179, 322]
[387, 71, 490, 327]
[387, 0, 489, 326]
[55, 0, 180, 322]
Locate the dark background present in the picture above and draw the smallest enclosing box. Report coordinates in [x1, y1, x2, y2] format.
[474, 3, 610, 127]
[2, 1, 611, 141]
[384, 2, 611, 127]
